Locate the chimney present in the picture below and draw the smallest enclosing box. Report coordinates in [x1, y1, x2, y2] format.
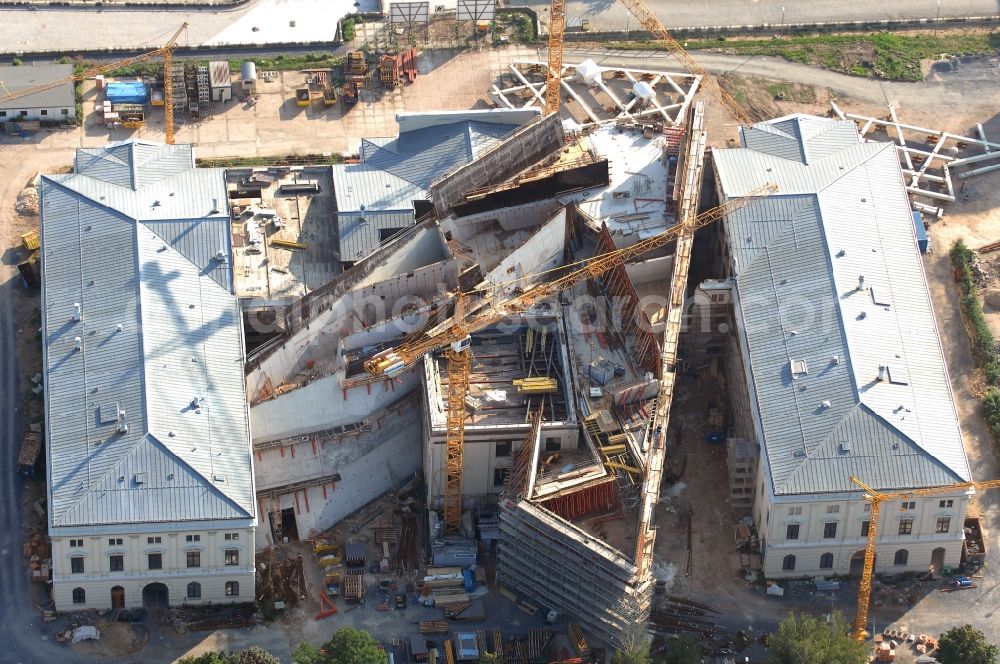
[211, 197, 220, 214]
[72, 302, 81, 321]
[878, 364, 887, 381]
[857, 275, 866, 291]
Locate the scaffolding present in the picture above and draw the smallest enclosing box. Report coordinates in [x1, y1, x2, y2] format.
[725, 437, 757, 509]
[497, 498, 648, 649]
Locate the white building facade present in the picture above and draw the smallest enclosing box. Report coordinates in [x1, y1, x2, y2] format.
[41, 140, 258, 610]
[0, 63, 74, 122]
[713, 115, 973, 578]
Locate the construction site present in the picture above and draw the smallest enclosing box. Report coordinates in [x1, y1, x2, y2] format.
[8, 0, 1000, 660]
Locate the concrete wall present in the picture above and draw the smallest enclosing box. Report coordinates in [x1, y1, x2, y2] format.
[758, 483, 970, 578]
[51, 524, 255, 610]
[443, 200, 563, 244]
[255, 396, 422, 548]
[250, 369, 419, 441]
[484, 208, 567, 296]
[431, 115, 565, 217]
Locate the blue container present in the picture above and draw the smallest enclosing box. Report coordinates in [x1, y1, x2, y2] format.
[912, 211, 929, 254]
[106, 81, 149, 105]
[462, 569, 475, 592]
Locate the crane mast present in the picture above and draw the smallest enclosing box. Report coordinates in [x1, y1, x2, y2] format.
[850, 476, 1000, 640]
[544, 0, 566, 115]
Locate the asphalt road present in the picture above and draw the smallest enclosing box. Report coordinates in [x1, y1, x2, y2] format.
[514, 0, 1000, 32]
[1, 0, 999, 54]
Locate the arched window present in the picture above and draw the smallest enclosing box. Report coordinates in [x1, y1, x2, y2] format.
[72, 587, 86, 604]
[894, 549, 909, 566]
[187, 582, 201, 599]
[820, 553, 834, 569]
[782, 554, 796, 571]
[225, 581, 239, 597]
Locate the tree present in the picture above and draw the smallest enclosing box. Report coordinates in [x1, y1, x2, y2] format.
[179, 654, 228, 664]
[179, 648, 279, 664]
[660, 635, 701, 664]
[229, 647, 281, 664]
[479, 653, 505, 664]
[937, 625, 998, 664]
[294, 628, 387, 664]
[767, 612, 866, 664]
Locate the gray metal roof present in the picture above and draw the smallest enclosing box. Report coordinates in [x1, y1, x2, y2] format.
[714, 114, 970, 495]
[0, 63, 74, 111]
[40, 139, 255, 529]
[332, 119, 517, 261]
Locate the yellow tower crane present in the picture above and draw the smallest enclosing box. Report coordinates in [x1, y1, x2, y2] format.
[365, 183, 777, 535]
[0, 23, 188, 143]
[849, 476, 1000, 641]
[616, 0, 755, 125]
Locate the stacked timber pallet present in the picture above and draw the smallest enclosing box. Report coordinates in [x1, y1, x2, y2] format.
[527, 629, 553, 663]
[420, 621, 449, 635]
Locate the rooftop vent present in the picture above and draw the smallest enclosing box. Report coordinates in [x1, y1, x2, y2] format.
[857, 275, 867, 291]
[133, 472, 147, 485]
[793, 450, 807, 458]
[215, 249, 228, 263]
[831, 355, 841, 365]
[839, 441, 851, 454]
[820, 400, 832, 409]
[213, 474, 227, 483]
[73, 337, 82, 351]
[790, 358, 809, 378]
[73, 302, 81, 321]
[211, 197, 220, 214]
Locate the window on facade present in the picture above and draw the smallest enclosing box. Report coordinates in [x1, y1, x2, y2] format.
[898, 518, 914, 536]
[19, 111, 27, 117]
[894, 549, 909, 566]
[939, 499, 954, 509]
[148, 553, 162, 570]
[147, 536, 162, 544]
[187, 582, 201, 599]
[544, 437, 561, 452]
[224, 533, 239, 541]
[186, 551, 201, 568]
[493, 468, 510, 487]
[864, 504, 871, 512]
[901, 501, 916, 511]
[108, 538, 123, 546]
[823, 522, 838, 539]
[69, 539, 83, 548]
[936, 517, 951, 534]
[861, 521, 870, 537]
[785, 524, 799, 540]
[819, 553, 834, 569]
[0, 111, 6, 117]
[109, 555, 124, 572]
[787, 506, 802, 516]
[826, 505, 840, 514]
[61, 109, 69, 116]
[72, 588, 86, 604]
[186, 535, 201, 543]
[495, 441, 512, 458]
[40, 109, 47, 116]
[225, 550, 239, 566]
[225, 581, 239, 597]
[71, 557, 84, 574]
[782, 555, 796, 571]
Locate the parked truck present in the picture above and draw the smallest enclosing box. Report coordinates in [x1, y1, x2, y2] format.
[17, 431, 42, 477]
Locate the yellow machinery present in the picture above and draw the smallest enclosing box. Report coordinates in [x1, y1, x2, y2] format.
[849, 476, 1000, 640]
[0, 23, 188, 143]
[365, 183, 776, 535]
